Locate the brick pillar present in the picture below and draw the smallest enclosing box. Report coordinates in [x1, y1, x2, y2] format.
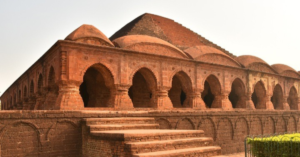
[55, 81, 84, 110]
[265, 94, 274, 110]
[245, 93, 255, 110]
[220, 92, 233, 110]
[114, 84, 134, 109]
[22, 97, 29, 110]
[34, 91, 46, 110]
[156, 87, 173, 109]
[282, 96, 290, 110]
[27, 96, 36, 110]
[44, 85, 59, 110]
[189, 88, 206, 109]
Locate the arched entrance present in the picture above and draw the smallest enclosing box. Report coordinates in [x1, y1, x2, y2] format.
[288, 86, 298, 110]
[129, 68, 157, 108]
[252, 81, 267, 109]
[271, 84, 283, 110]
[168, 71, 192, 108]
[229, 78, 246, 108]
[79, 64, 115, 108]
[201, 75, 221, 108]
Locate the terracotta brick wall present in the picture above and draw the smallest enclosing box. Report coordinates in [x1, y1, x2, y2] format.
[0, 110, 299, 156]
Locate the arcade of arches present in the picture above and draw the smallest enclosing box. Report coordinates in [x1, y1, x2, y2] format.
[77, 64, 299, 110]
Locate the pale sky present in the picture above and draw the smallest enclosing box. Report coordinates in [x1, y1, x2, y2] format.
[0, 0, 300, 94]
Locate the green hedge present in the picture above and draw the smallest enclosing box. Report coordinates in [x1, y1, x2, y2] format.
[247, 133, 300, 157]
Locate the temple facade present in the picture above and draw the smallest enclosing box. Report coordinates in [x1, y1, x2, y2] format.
[1, 13, 299, 111]
[0, 13, 299, 156]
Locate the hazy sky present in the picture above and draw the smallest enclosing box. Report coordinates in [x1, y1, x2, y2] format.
[0, 0, 300, 94]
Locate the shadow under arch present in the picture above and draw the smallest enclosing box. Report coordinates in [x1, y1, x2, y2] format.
[169, 71, 193, 108]
[202, 74, 222, 108]
[229, 78, 246, 108]
[288, 86, 298, 110]
[271, 84, 284, 110]
[129, 67, 157, 108]
[79, 63, 115, 107]
[252, 81, 267, 109]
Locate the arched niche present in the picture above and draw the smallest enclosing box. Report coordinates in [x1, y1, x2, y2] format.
[79, 63, 115, 108]
[288, 86, 298, 110]
[24, 86, 27, 98]
[252, 81, 267, 109]
[37, 74, 43, 92]
[229, 78, 246, 108]
[271, 84, 284, 110]
[129, 68, 157, 108]
[201, 75, 222, 108]
[48, 66, 55, 86]
[168, 71, 193, 108]
[30, 80, 34, 96]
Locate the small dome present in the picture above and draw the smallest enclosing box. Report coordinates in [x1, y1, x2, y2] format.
[184, 46, 241, 67]
[65, 24, 113, 47]
[113, 35, 189, 59]
[272, 64, 300, 78]
[235, 55, 268, 67]
[235, 55, 276, 73]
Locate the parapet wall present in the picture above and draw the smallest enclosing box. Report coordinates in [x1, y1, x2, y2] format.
[0, 110, 298, 156]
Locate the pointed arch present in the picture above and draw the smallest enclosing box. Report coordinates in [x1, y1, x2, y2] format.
[271, 84, 284, 110]
[38, 74, 43, 92]
[129, 67, 157, 108]
[169, 71, 193, 108]
[229, 78, 246, 108]
[30, 80, 34, 96]
[288, 86, 298, 110]
[79, 63, 115, 108]
[202, 75, 222, 108]
[48, 66, 55, 86]
[23, 85, 27, 98]
[252, 81, 267, 109]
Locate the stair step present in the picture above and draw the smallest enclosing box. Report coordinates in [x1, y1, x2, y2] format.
[90, 130, 204, 142]
[127, 137, 214, 154]
[132, 146, 221, 157]
[89, 124, 159, 131]
[84, 117, 156, 125]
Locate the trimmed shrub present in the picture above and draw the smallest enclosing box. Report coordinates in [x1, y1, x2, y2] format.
[247, 133, 300, 157]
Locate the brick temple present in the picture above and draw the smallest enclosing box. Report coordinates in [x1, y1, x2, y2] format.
[0, 13, 299, 156]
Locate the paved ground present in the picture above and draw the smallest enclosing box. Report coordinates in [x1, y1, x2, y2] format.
[226, 152, 244, 157]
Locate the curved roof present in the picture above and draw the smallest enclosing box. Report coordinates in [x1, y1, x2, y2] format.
[113, 35, 189, 58]
[110, 13, 235, 58]
[235, 55, 277, 73]
[65, 24, 114, 46]
[271, 64, 297, 74]
[184, 46, 241, 67]
[235, 55, 268, 67]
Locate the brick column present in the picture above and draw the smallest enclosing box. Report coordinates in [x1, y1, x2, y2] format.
[189, 88, 206, 109]
[156, 87, 173, 109]
[114, 84, 134, 109]
[55, 81, 84, 110]
[282, 96, 290, 110]
[265, 94, 274, 110]
[245, 93, 255, 110]
[220, 91, 233, 110]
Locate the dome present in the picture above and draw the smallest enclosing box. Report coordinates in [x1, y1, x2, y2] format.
[184, 46, 241, 67]
[113, 35, 189, 59]
[65, 24, 114, 47]
[235, 55, 277, 73]
[271, 64, 300, 78]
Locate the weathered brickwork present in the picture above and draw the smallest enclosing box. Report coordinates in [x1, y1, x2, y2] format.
[1, 13, 300, 156]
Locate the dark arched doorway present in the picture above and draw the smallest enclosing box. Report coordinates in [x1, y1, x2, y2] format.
[229, 78, 246, 108]
[271, 84, 283, 110]
[202, 75, 221, 108]
[168, 71, 192, 108]
[80, 64, 115, 107]
[252, 81, 267, 109]
[129, 68, 157, 108]
[288, 86, 298, 110]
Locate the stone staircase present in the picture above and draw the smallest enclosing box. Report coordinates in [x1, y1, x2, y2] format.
[83, 117, 223, 157]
